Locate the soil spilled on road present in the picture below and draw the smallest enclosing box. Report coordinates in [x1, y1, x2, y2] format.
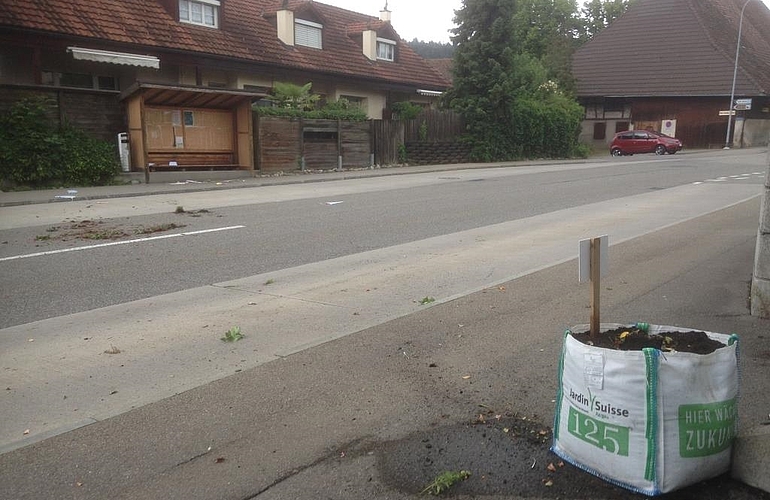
[377, 411, 768, 499]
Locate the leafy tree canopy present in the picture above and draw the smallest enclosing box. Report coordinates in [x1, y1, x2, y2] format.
[407, 39, 456, 59]
[580, 0, 635, 40]
[446, 0, 608, 161]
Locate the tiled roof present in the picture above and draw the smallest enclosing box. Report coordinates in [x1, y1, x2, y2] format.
[572, 0, 770, 97]
[0, 0, 450, 90]
[428, 58, 454, 83]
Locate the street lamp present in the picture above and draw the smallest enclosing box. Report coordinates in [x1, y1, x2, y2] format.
[724, 0, 754, 149]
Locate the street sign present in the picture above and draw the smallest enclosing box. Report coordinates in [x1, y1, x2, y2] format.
[734, 98, 752, 111]
[719, 110, 736, 116]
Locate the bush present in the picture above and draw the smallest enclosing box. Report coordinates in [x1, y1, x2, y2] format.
[391, 101, 423, 120]
[0, 96, 119, 188]
[465, 93, 585, 162]
[254, 98, 367, 121]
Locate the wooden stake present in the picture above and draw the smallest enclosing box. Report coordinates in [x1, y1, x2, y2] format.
[590, 237, 601, 338]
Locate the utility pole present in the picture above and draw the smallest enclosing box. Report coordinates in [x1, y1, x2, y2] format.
[724, 0, 754, 149]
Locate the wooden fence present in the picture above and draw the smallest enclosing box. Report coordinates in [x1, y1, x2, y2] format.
[404, 109, 466, 143]
[255, 110, 467, 171]
[0, 85, 124, 142]
[372, 109, 466, 165]
[255, 116, 371, 172]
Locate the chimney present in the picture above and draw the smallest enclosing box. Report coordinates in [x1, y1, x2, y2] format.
[363, 30, 377, 60]
[277, 6, 295, 46]
[379, 1, 391, 23]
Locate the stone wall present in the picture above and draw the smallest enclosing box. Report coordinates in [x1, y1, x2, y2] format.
[752, 149, 770, 318]
[405, 142, 472, 166]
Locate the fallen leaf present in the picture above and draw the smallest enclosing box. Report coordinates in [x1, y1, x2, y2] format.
[75, 482, 83, 487]
[543, 479, 554, 487]
[498, 286, 506, 291]
[214, 457, 226, 463]
[23, 429, 30, 435]
[547, 463, 557, 472]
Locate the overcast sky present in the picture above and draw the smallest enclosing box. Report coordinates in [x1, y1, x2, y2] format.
[320, 0, 770, 43]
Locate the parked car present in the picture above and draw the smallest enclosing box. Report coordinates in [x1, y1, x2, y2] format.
[610, 130, 683, 156]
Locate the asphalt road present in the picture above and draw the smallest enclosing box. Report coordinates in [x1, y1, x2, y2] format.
[1, 151, 767, 329]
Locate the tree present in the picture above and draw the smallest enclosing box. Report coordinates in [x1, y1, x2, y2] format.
[511, 0, 580, 90]
[580, 0, 634, 40]
[407, 39, 455, 59]
[446, 0, 585, 161]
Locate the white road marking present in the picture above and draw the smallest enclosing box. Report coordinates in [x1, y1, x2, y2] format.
[0, 226, 245, 262]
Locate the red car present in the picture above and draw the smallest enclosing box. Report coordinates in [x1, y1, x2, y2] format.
[610, 130, 683, 156]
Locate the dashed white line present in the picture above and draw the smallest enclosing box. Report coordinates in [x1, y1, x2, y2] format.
[0, 226, 246, 262]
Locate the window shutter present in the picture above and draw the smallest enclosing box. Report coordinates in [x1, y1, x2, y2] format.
[295, 21, 322, 49]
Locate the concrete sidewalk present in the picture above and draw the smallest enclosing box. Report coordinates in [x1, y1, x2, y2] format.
[0, 148, 752, 208]
[0, 160, 564, 207]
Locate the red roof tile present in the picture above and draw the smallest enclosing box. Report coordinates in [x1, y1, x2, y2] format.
[0, 0, 450, 90]
[572, 0, 770, 97]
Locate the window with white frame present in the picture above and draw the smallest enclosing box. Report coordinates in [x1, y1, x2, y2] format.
[377, 38, 396, 61]
[179, 0, 219, 28]
[295, 19, 323, 49]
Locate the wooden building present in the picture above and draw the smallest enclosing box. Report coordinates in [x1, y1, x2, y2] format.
[572, 0, 770, 150]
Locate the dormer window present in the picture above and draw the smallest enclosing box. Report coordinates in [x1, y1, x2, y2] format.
[180, 0, 219, 28]
[295, 19, 323, 49]
[377, 38, 396, 61]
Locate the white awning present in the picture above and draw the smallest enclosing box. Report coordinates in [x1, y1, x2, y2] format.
[417, 89, 443, 97]
[67, 47, 160, 69]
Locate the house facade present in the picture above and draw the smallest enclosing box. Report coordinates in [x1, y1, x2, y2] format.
[0, 0, 449, 172]
[572, 0, 770, 150]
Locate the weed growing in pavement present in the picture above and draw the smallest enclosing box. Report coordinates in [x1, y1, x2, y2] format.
[264, 279, 276, 285]
[421, 470, 471, 496]
[419, 297, 436, 305]
[175, 206, 185, 213]
[221, 326, 244, 342]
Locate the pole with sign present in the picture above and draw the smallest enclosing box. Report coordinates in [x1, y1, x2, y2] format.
[579, 235, 608, 338]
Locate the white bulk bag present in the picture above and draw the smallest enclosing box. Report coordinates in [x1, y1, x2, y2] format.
[552, 323, 739, 496]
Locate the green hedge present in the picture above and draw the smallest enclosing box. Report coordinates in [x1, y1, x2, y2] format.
[466, 94, 585, 162]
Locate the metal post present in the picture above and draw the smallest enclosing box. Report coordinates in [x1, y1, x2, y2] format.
[724, 0, 753, 149]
